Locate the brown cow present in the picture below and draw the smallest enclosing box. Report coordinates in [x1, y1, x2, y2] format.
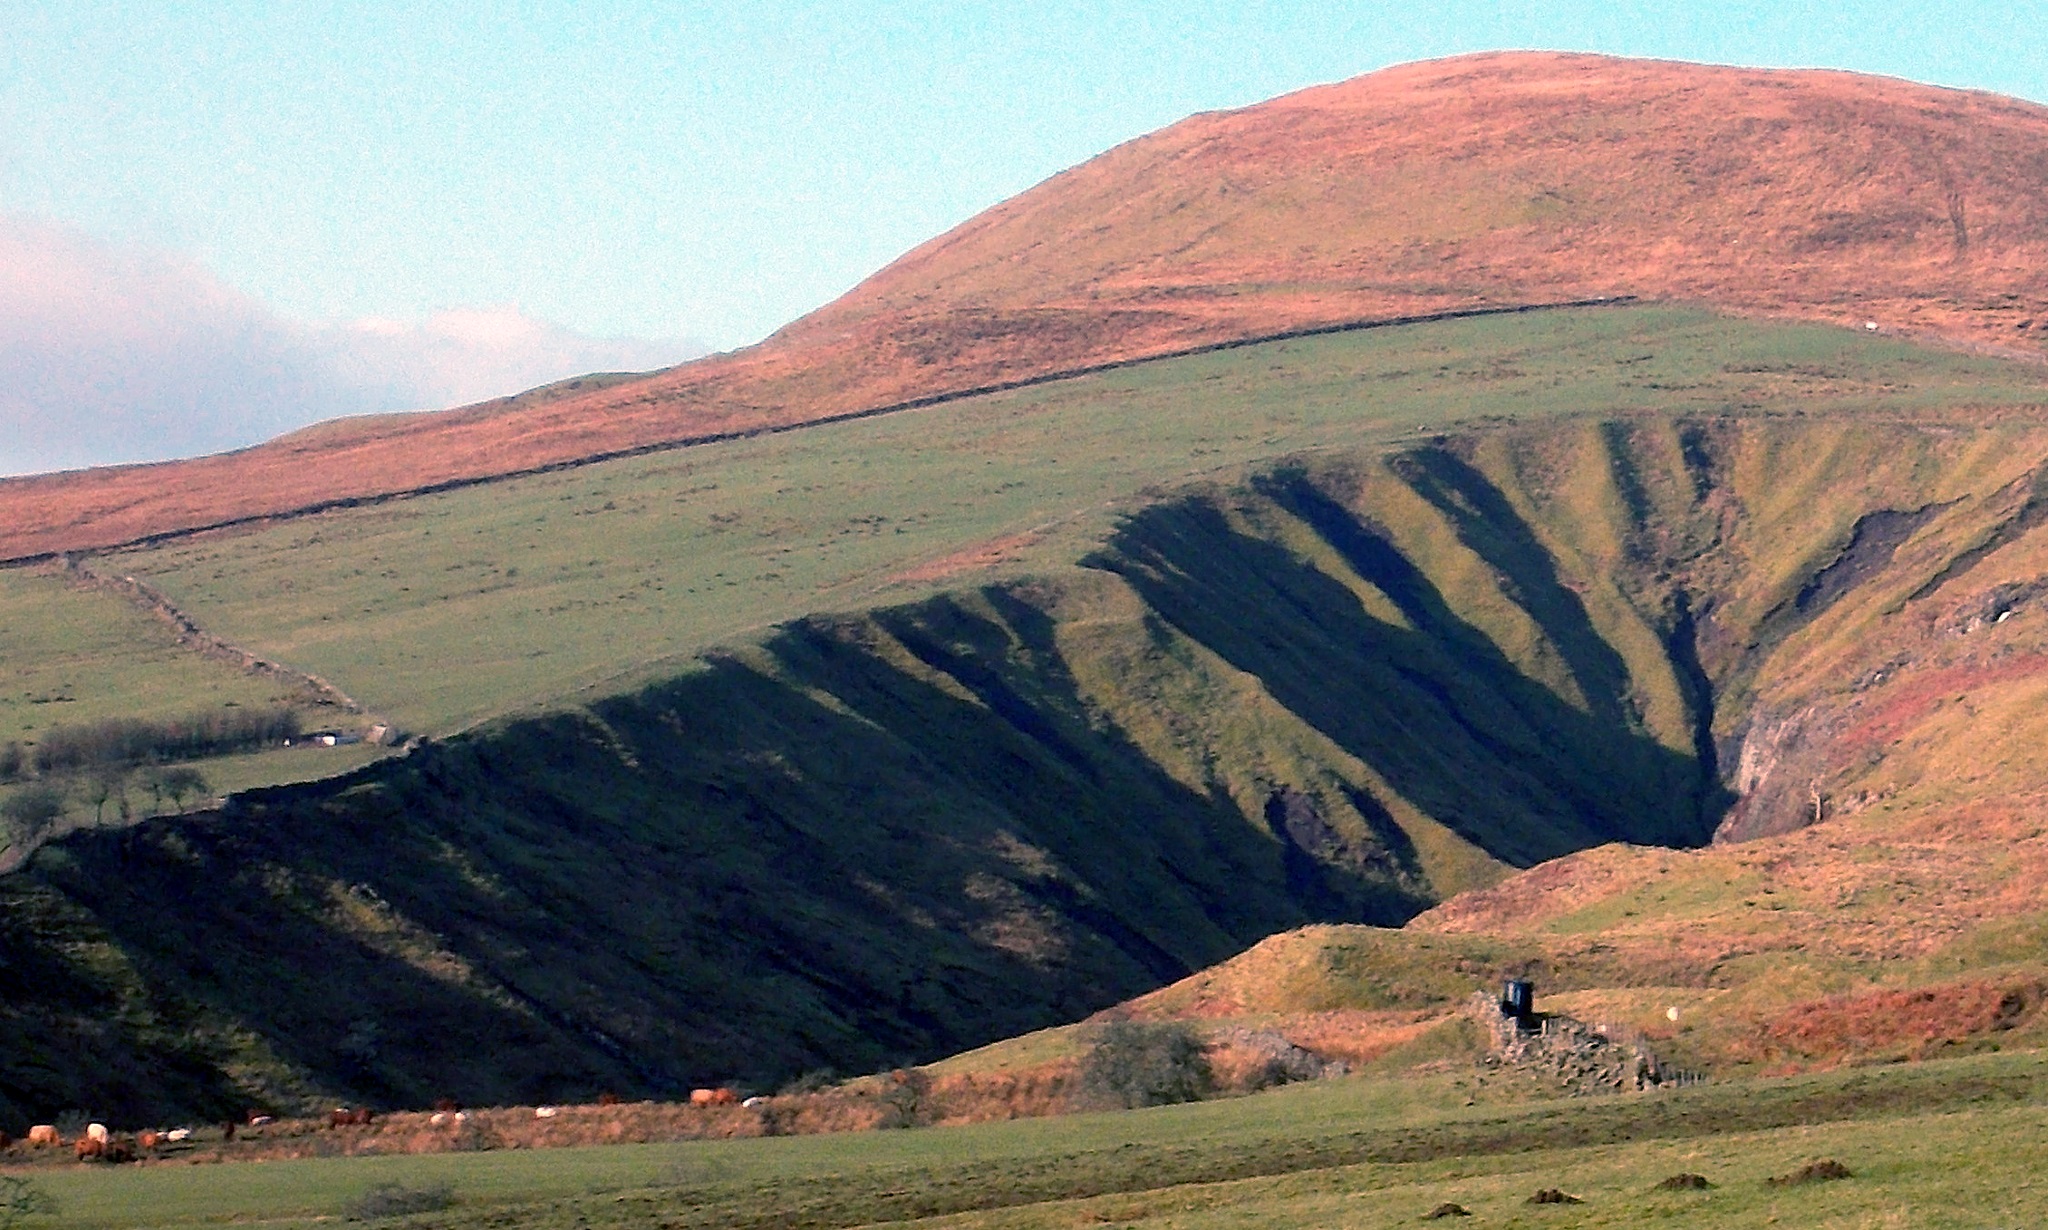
[432, 1097, 461, 1113]
[689, 1087, 739, 1106]
[137, 1130, 162, 1150]
[327, 1107, 375, 1128]
[0, 1129, 12, 1150]
[81, 1129, 134, 1162]
[596, 1091, 623, 1106]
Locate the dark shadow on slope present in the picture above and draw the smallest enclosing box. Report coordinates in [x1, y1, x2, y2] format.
[1390, 448, 1638, 728]
[868, 592, 1430, 925]
[6, 593, 1450, 1117]
[3, 809, 639, 1126]
[1665, 593, 1737, 832]
[1727, 502, 1952, 703]
[1086, 479, 1719, 866]
[1793, 505, 1949, 616]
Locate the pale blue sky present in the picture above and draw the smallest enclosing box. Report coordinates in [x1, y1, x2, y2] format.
[8, 2, 2045, 350]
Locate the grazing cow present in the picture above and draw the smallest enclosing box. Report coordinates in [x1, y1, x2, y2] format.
[27, 1124, 59, 1146]
[78, 1136, 136, 1164]
[0, 1129, 12, 1150]
[246, 1113, 275, 1127]
[534, 1106, 559, 1119]
[432, 1097, 461, 1113]
[328, 1107, 375, 1128]
[86, 1122, 110, 1143]
[596, 1091, 623, 1106]
[165, 1128, 192, 1143]
[137, 1130, 162, 1150]
[221, 1121, 236, 1141]
[690, 1087, 739, 1106]
[77, 1136, 133, 1163]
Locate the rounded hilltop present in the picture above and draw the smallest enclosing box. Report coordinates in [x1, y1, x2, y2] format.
[833, 49, 2048, 344]
[4, 51, 2046, 559]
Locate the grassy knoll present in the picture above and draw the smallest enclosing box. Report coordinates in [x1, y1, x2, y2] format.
[23, 1049, 2048, 1228]
[95, 307, 2048, 738]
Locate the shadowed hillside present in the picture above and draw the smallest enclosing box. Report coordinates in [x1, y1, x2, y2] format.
[5, 53, 2048, 559]
[14, 411, 2048, 1120]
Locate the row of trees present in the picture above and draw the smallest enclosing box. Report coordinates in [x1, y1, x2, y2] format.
[0, 706, 300, 782]
[0, 765, 213, 853]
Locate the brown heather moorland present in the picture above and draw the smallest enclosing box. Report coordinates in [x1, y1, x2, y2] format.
[5, 51, 2048, 560]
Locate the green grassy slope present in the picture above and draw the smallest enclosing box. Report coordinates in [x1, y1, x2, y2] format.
[89, 307, 2048, 737]
[8, 310, 2048, 1121]
[0, 570, 306, 748]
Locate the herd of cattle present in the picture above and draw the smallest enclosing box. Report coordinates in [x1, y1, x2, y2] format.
[0, 1090, 751, 1164]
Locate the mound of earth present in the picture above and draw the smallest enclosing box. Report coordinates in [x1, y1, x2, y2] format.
[1768, 1159, 1854, 1186]
[6, 52, 2048, 559]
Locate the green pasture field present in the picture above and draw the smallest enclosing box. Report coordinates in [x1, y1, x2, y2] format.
[84, 307, 2048, 741]
[0, 570, 296, 747]
[21, 1048, 2048, 1228]
[0, 571, 391, 837]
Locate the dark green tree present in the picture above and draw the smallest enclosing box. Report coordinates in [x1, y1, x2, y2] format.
[0, 783, 66, 849]
[1076, 1021, 1214, 1109]
[159, 766, 211, 813]
[85, 767, 129, 826]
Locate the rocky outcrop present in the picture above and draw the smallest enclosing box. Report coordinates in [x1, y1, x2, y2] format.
[1470, 994, 1700, 1095]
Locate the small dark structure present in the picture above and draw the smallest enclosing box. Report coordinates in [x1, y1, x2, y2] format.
[1501, 979, 1536, 1027]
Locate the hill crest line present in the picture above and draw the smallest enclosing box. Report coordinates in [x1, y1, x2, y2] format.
[2, 296, 1634, 568]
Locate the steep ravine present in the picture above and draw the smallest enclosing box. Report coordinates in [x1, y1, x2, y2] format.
[9, 416, 2048, 1123]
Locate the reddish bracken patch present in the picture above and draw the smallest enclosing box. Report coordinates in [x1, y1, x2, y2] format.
[1834, 655, 2048, 754]
[1738, 978, 2044, 1065]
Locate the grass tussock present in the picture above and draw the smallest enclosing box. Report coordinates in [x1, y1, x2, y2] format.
[1767, 1158, 1854, 1186]
[344, 1181, 455, 1220]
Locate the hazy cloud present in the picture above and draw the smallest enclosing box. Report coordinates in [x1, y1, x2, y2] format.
[0, 217, 703, 476]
